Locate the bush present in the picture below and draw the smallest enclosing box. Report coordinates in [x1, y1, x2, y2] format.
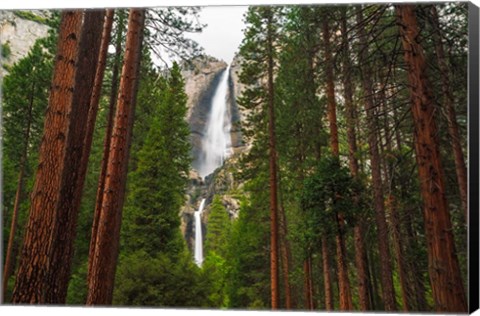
[1, 42, 12, 59]
[113, 250, 210, 307]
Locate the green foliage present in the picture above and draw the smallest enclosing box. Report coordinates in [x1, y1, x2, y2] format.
[114, 250, 209, 307]
[145, 8, 204, 63]
[301, 156, 361, 248]
[2, 34, 56, 275]
[13, 11, 48, 24]
[201, 252, 230, 307]
[225, 177, 271, 308]
[113, 62, 197, 306]
[204, 195, 231, 256]
[1, 41, 11, 58]
[121, 62, 191, 258]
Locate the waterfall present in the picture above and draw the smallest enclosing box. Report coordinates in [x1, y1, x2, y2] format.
[194, 198, 206, 267]
[198, 65, 233, 179]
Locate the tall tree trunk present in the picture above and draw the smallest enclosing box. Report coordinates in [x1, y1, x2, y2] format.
[2, 81, 35, 300]
[378, 71, 411, 311]
[44, 10, 105, 303]
[86, 9, 145, 305]
[11, 11, 84, 304]
[303, 257, 313, 310]
[277, 187, 293, 309]
[403, 204, 428, 311]
[77, 9, 114, 210]
[322, 14, 352, 311]
[322, 17, 339, 157]
[355, 6, 397, 311]
[386, 195, 409, 311]
[264, 8, 280, 310]
[428, 5, 468, 220]
[395, 5, 467, 312]
[308, 256, 315, 309]
[87, 9, 125, 283]
[335, 223, 353, 310]
[322, 237, 333, 311]
[340, 7, 370, 311]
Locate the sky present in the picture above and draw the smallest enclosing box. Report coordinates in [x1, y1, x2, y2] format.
[185, 6, 248, 64]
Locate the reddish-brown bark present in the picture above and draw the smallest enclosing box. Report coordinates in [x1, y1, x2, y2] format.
[45, 10, 105, 303]
[11, 11, 84, 304]
[77, 9, 114, 214]
[395, 5, 467, 312]
[278, 199, 293, 309]
[322, 14, 352, 310]
[263, 8, 280, 310]
[322, 17, 339, 157]
[86, 9, 145, 305]
[303, 258, 312, 310]
[335, 222, 353, 310]
[87, 10, 126, 283]
[356, 6, 397, 311]
[321, 237, 333, 311]
[353, 225, 371, 310]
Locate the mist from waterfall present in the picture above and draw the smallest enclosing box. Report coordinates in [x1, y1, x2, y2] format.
[198, 66, 233, 179]
[194, 198, 206, 267]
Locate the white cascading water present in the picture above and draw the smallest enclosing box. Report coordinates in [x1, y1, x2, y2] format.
[198, 65, 233, 179]
[194, 198, 206, 266]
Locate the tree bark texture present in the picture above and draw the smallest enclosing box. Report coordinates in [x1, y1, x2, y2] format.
[335, 222, 353, 310]
[322, 17, 339, 157]
[395, 5, 467, 312]
[321, 237, 333, 311]
[87, 9, 125, 283]
[86, 9, 145, 305]
[11, 11, 84, 304]
[303, 258, 313, 310]
[45, 10, 105, 303]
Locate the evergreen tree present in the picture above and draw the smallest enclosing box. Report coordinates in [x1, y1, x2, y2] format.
[2, 38, 55, 299]
[121, 62, 191, 258]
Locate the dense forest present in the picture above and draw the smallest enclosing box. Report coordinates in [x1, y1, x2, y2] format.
[1, 3, 471, 313]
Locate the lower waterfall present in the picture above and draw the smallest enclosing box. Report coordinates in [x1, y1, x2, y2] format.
[194, 198, 206, 267]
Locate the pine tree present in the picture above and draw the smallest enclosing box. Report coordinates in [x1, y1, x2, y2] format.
[2, 39, 54, 299]
[121, 62, 191, 257]
[355, 6, 397, 311]
[205, 196, 231, 255]
[395, 4, 467, 312]
[237, 6, 283, 309]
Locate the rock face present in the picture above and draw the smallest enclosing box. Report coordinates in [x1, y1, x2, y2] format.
[0, 10, 50, 76]
[180, 55, 249, 251]
[229, 53, 252, 152]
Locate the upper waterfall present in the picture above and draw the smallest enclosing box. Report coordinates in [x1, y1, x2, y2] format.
[197, 65, 233, 178]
